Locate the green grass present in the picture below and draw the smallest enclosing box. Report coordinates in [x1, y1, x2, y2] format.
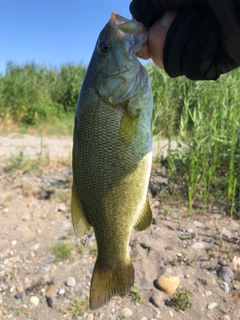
[70, 298, 89, 317]
[52, 243, 74, 261]
[172, 289, 194, 311]
[149, 65, 240, 217]
[1, 60, 240, 217]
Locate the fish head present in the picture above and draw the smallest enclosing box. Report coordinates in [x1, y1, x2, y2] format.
[91, 12, 149, 105]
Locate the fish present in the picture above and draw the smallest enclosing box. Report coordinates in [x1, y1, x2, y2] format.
[71, 12, 153, 310]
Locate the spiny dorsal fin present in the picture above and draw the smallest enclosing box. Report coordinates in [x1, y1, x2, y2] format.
[134, 197, 152, 231]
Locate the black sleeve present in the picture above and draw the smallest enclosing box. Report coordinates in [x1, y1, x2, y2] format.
[130, 0, 240, 80]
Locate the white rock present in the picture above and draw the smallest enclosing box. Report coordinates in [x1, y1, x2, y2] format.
[30, 296, 40, 307]
[11, 240, 17, 246]
[123, 308, 133, 317]
[207, 302, 218, 310]
[192, 242, 204, 249]
[65, 276, 76, 287]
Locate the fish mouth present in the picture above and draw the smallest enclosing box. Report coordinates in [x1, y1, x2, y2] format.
[110, 12, 147, 35]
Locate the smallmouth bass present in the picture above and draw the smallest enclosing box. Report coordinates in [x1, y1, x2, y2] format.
[71, 12, 153, 310]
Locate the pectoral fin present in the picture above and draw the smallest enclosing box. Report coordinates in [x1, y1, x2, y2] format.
[134, 198, 152, 231]
[71, 182, 91, 239]
[120, 110, 139, 145]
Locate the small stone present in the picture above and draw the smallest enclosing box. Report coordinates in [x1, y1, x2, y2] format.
[141, 318, 148, 320]
[218, 315, 230, 320]
[11, 240, 17, 246]
[231, 256, 240, 271]
[65, 276, 76, 287]
[46, 285, 58, 298]
[220, 282, 229, 293]
[184, 274, 190, 279]
[22, 215, 31, 221]
[194, 221, 203, 228]
[219, 258, 229, 266]
[207, 302, 218, 310]
[40, 263, 51, 273]
[140, 237, 151, 249]
[58, 203, 67, 212]
[3, 208, 9, 213]
[58, 288, 65, 295]
[30, 296, 40, 307]
[218, 266, 234, 283]
[48, 254, 56, 262]
[187, 228, 194, 233]
[122, 308, 133, 317]
[47, 296, 58, 308]
[23, 307, 32, 314]
[14, 292, 23, 300]
[59, 223, 69, 231]
[24, 277, 31, 286]
[192, 242, 204, 249]
[205, 291, 212, 297]
[150, 292, 163, 308]
[156, 276, 180, 295]
[87, 314, 94, 320]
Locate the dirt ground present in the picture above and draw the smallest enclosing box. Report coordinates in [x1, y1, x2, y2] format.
[0, 134, 240, 320]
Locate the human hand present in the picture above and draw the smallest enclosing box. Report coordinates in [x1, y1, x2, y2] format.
[136, 11, 177, 70]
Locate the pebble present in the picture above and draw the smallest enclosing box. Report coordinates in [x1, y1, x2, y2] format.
[140, 237, 151, 249]
[47, 296, 58, 308]
[219, 258, 229, 266]
[30, 296, 40, 307]
[192, 242, 204, 249]
[218, 266, 234, 283]
[59, 223, 69, 231]
[122, 308, 133, 317]
[231, 256, 240, 271]
[87, 314, 94, 320]
[194, 221, 203, 228]
[46, 285, 58, 298]
[141, 318, 148, 320]
[14, 292, 23, 300]
[150, 292, 163, 308]
[205, 290, 212, 297]
[156, 276, 180, 295]
[11, 240, 17, 246]
[207, 302, 218, 310]
[40, 263, 51, 273]
[219, 315, 230, 320]
[58, 287, 65, 295]
[220, 282, 229, 293]
[65, 276, 76, 287]
[48, 254, 56, 262]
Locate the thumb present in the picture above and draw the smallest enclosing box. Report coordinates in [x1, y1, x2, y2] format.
[149, 11, 177, 69]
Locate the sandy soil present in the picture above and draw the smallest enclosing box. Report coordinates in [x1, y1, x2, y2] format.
[0, 134, 240, 320]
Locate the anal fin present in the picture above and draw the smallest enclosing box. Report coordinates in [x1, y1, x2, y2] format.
[71, 182, 91, 240]
[134, 197, 152, 231]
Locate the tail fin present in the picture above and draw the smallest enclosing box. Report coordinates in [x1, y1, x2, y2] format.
[90, 258, 134, 310]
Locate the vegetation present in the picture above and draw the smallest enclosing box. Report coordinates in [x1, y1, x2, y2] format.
[69, 298, 89, 317]
[0, 60, 240, 216]
[171, 289, 194, 311]
[52, 243, 74, 261]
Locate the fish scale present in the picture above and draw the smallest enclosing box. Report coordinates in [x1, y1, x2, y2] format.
[71, 12, 153, 310]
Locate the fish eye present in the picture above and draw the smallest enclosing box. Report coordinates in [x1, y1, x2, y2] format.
[100, 41, 111, 53]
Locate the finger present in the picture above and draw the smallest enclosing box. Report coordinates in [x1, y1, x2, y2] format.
[136, 43, 151, 60]
[149, 11, 177, 69]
